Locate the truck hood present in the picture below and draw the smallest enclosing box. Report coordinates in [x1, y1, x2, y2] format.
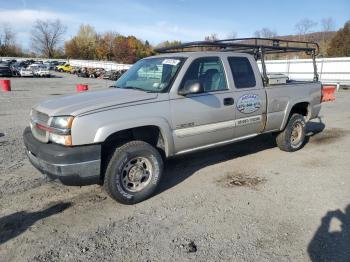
[35, 88, 158, 116]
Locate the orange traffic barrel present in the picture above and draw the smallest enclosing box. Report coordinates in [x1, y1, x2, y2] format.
[76, 84, 88, 92]
[1, 80, 11, 92]
[321, 85, 336, 102]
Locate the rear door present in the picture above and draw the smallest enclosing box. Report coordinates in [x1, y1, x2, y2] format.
[225, 55, 267, 138]
[170, 56, 236, 153]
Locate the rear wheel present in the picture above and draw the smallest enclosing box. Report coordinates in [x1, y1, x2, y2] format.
[276, 113, 306, 152]
[103, 140, 163, 204]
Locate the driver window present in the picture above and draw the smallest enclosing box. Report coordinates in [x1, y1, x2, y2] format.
[180, 57, 227, 92]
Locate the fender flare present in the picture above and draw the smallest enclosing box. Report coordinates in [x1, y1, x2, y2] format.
[280, 99, 311, 130]
[93, 117, 175, 157]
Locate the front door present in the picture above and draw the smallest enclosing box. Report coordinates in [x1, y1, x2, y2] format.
[170, 56, 236, 154]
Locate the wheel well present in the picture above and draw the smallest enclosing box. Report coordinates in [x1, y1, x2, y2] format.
[289, 102, 310, 119]
[100, 126, 166, 181]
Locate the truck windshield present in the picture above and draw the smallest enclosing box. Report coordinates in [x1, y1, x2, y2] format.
[115, 57, 185, 92]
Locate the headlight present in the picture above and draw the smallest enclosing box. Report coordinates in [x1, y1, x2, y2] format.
[49, 133, 72, 146]
[49, 116, 74, 146]
[51, 116, 74, 129]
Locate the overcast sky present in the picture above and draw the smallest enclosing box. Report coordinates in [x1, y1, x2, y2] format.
[0, 0, 349, 50]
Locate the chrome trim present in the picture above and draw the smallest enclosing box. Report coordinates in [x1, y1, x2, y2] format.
[173, 116, 262, 138]
[174, 120, 236, 138]
[175, 133, 258, 155]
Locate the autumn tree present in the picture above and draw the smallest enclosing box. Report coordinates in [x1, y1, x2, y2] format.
[327, 20, 350, 57]
[31, 19, 66, 58]
[111, 35, 152, 64]
[65, 24, 98, 59]
[95, 32, 119, 60]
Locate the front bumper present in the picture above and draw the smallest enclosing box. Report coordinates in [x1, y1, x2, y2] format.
[23, 127, 101, 186]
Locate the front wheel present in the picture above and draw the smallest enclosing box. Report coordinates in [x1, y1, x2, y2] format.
[276, 114, 306, 152]
[103, 141, 163, 204]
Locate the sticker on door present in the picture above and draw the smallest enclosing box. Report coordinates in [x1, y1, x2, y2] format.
[237, 94, 261, 114]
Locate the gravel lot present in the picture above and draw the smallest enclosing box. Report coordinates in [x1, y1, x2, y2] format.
[0, 73, 349, 262]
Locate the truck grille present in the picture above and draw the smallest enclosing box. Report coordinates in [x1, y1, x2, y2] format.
[32, 110, 50, 123]
[30, 110, 50, 143]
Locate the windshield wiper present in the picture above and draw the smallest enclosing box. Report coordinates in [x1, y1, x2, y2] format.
[118, 86, 146, 92]
[116, 86, 158, 93]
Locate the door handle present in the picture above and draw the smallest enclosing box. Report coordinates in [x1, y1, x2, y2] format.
[223, 97, 234, 106]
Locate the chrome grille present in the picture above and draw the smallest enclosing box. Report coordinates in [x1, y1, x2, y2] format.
[32, 110, 50, 124]
[31, 109, 50, 143]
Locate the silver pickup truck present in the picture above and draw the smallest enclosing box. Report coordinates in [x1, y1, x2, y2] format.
[24, 38, 323, 204]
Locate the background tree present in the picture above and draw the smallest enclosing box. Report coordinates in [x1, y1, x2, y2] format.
[327, 20, 350, 57]
[111, 35, 152, 64]
[227, 32, 237, 39]
[31, 19, 66, 58]
[156, 40, 182, 48]
[64, 24, 98, 59]
[254, 28, 277, 38]
[95, 32, 118, 60]
[0, 24, 23, 57]
[204, 33, 219, 41]
[319, 17, 335, 55]
[295, 18, 317, 41]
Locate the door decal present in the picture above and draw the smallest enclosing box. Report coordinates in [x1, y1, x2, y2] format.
[237, 94, 261, 114]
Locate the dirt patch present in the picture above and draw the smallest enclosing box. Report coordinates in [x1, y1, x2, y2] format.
[217, 171, 266, 188]
[49, 93, 63, 96]
[309, 128, 349, 145]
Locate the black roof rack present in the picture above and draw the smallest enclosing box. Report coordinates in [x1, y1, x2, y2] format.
[154, 37, 319, 56]
[155, 38, 320, 83]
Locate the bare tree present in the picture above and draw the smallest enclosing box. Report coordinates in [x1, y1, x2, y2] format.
[254, 27, 277, 38]
[204, 33, 219, 41]
[321, 17, 335, 33]
[0, 24, 15, 47]
[321, 17, 335, 44]
[227, 32, 237, 39]
[0, 24, 21, 56]
[295, 19, 317, 40]
[31, 19, 66, 58]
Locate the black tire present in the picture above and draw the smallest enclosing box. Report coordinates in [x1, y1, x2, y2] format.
[276, 113, 306, 152]
[103, 140, 163, 204]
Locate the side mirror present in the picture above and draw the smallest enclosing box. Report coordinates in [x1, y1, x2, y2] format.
[178, 80, 204, 96]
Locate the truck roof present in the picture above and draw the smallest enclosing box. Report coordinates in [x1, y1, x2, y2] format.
[147, 51, 253, 59]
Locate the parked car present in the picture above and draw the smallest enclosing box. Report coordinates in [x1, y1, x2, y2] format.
[56, 63, 73, 73]
[10, 63, 21, 76]
[103, 69, 127, 81]
[20, 67, 34, 77]
[33, 65, 50, 77]
[0, 65, 12, 77]
[54, 62, 66, 71]
[43, 62, 55, 70]
[70, 66, 81, 75]
[23, 38, 326, 204]
[89, 68, 105, 78]
[77, 67, 90, 78]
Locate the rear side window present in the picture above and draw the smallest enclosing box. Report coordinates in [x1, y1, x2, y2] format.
[228, 57, 256, 88]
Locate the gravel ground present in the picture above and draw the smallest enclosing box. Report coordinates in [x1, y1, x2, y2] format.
[0, 73, 349, 262]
